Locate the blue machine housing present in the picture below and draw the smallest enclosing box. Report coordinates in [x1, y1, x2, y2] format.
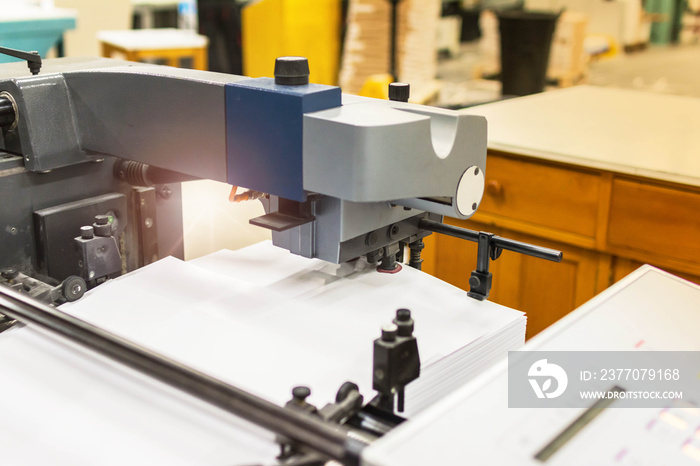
[225, 78, 342, 202]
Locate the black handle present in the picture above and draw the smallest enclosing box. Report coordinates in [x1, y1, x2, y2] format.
[0, 46, 42, 75]
[419, 218, 562, 300]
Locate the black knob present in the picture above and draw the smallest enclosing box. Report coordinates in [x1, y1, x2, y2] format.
[93, 215, 112, 237]
[389, 82, 410, 102]
[292, 386, 311, 402]
[394, 308, 414, 337]
[80, 226, 95, 239]
[395, 308, 411, 322]
[1, 268, 18, 280]
[274, 56, 310, 86]
[381, 323, 398, 342]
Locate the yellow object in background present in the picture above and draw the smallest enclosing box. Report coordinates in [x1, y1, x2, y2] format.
[242, 0, 341, 85]
[359, 73, 393, 100]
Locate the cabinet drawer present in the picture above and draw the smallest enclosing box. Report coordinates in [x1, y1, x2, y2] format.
[478, 154, 602, 239]
[608, 178, 700, 265]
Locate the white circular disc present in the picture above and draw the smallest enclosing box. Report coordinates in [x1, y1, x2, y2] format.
[455, 166, 485, 217]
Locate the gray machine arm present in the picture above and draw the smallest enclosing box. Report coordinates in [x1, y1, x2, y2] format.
[0, 57, 487, 265]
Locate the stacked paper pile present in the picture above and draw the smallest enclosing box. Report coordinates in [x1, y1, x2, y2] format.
[339, 0, 441, 97]
[404, 309, 527, 417]
[0, 241, 525, 464]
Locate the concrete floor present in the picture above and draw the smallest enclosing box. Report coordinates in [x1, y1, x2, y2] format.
[436, 41, 700, 108]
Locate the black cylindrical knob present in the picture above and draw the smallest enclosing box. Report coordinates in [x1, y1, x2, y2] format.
[1, 268, 18, 280]
[381, 323, 398, 342]
[93, 215, 111, 237]
[0, 96, 15, 128]
[292, 386, 311, 402]
[388, 82, 410, 102]
[80, 226, 95, 239]
[394, 308, 414, 337]
[274, 56, 310, 86]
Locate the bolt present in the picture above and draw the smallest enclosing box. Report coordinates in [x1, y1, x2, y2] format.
[158, 185, 173, 199]
[145, 217, 153, 228]
[472, 202, 478, 211]
[395, 308, 411, 321]
[469, 276, 480, 288]
[365, 231, 378, 247]
[475, 167, 480, 176]
[388, 224, 400, 240]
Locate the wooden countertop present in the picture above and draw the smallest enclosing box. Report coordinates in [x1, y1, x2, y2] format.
[460, 86, 700, 187]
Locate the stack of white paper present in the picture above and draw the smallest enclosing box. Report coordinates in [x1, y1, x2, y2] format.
[0, 241, 526, 464]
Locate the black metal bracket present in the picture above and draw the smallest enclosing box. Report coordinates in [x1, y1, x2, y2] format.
[371, 309, 420, 414]
[0, 46, 42, 75]
[418, 218, 563, 301]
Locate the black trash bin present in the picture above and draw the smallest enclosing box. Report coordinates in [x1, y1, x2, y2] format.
[496, 9, 561, 96]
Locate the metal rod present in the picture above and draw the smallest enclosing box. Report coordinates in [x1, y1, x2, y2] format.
[389, 0, 400, 82]
[419, 218, 479, 241]
[419, 219, 562, 262]
[0, 286, 364, 465]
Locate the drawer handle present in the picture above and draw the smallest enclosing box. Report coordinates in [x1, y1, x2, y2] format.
[486, 180, 503, 197]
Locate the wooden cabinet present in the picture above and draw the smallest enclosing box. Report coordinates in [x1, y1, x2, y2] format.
[425, 151, 700, 339]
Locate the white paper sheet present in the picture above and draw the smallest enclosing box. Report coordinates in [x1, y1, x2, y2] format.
[0, 241, 525, 464]
[62, 241, 524, 409]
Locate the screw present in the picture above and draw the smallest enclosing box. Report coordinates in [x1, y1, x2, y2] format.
[388, 224, 400, 240]
[365, 231, 378, 247]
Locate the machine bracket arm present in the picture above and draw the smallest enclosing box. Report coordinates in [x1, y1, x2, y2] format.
[418, 218, 563, 301]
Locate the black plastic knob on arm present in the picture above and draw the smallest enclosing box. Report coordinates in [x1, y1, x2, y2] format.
[274, 56, 310, 86]
[388, 82, 410, 102]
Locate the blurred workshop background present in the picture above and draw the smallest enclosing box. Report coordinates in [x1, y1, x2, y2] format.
[3, 0, 699, 337]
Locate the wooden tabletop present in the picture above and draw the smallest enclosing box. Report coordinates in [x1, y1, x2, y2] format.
[460, 86, 700, 187]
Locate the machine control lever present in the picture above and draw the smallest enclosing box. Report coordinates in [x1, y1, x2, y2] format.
[0, 46, 41, 75]
[418, 218, 562, 301]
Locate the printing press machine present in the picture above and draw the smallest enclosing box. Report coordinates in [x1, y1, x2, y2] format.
[1, 49, 698, 465]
